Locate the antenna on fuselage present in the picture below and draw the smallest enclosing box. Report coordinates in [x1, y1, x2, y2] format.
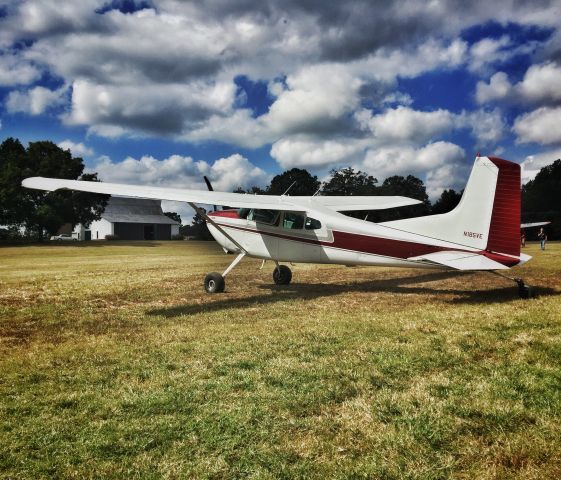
[281, 181, 297, 196]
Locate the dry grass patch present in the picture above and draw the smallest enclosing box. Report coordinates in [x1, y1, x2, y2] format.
[1, 241, 560, 478]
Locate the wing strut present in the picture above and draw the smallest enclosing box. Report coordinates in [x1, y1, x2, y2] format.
[187, 202, 246, 253]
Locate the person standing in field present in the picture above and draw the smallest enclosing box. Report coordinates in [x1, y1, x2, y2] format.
[538, 227, 547, 250]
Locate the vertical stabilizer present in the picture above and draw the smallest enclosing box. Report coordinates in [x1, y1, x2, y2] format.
[382, 156, 521, 256]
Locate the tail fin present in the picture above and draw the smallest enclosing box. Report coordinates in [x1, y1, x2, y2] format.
[382, 156, 521, 257]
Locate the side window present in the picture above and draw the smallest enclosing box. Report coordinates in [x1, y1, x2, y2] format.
[305, 217, 322, 230]
[238, 208, 251, 219]
[283, 212, 305, 229]
[248, 209, 279, 225]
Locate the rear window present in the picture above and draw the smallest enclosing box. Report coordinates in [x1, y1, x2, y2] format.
[305, 217, 322, 230]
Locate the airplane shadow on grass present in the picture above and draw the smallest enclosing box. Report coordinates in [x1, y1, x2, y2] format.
[148, 270, 559, 318]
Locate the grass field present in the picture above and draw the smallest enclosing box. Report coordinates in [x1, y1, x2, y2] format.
[1, 241, 560, 479]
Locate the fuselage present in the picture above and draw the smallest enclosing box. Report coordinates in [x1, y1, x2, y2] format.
[206, 207, 518, 269]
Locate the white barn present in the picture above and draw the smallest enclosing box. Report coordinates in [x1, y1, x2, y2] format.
[73, 197, 180, 241]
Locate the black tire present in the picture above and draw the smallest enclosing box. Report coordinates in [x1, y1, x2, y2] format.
[273, 265, 292, 285]
[518, 284, 534, 299]
[204, 272, 225, 293]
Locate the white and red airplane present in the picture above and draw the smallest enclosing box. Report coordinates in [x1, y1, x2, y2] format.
[23, 155, 534, 297]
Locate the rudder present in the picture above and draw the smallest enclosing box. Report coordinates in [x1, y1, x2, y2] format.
[485, 157, 521, 257]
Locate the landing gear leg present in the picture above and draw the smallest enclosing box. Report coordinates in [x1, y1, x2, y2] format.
[204, 252, 246, 294]
[515, 278, 534, 299]
[490, 271, 534, 299]
[273, 263, 292, 285]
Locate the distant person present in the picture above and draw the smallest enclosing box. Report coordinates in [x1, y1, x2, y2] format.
[521, 229, 526, 247]
[538, 227, 547, 250]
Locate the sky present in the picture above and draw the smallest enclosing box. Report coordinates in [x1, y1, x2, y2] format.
[1, 0, 561, 220]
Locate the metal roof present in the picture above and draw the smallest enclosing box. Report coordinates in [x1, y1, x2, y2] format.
[101, 197, 180, 225]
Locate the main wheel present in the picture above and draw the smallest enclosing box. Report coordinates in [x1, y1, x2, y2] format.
[273, 265, 292, 285]
[204, 272, 225, 293]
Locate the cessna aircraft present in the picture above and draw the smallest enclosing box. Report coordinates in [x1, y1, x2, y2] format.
[23, 155, 534, 297]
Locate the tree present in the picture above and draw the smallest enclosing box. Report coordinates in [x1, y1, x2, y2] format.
[233, 185, 266, 194]
[320, 167, 379, 219]
[0, 138, 108, 240]
[267, 168, 320, 196]
[368, 174, 430, 222]
[522, 159, 561, 239]
[322, 167, 378, 196]
[0, 138, 27, 226]
[180, 209, 213, 240]
[523, 159, 561, 213]
[379, 175, 429, 205]
[164, 211, 182, 224]
[432, 189, 462, 214]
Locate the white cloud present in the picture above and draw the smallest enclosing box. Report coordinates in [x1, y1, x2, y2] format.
[65, 78, 237, 135]
[361, 142, 466, 198]
[90, 153, 268, 192]
[469, 35, 511, 73]
[513, 106, 561, 145]
[207, 154, 270, 192]
[0, 52, 41, 86]
[517, 62, 561, 103]
[460, 108, 507, 146]
[271, 137, 366, 169]
[476, 62, 561, 106]
[475, 72, 512, 104]
[360, 106, 455, 144]
[521, 149, 561, 182]
[6, 85, 67, 115]
[57, 139, 94, 157]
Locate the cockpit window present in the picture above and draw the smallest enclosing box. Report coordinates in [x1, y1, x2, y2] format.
[305, 217, 322, 230]
[283, 212, 305, 229]
[247, 209, 280, 225]
[238, 208, 251, 219]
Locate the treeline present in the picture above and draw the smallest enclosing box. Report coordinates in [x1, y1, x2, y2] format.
[0, 137, 108, 242]
[233, 167, 463, 221]
[522, 159, 561, 240]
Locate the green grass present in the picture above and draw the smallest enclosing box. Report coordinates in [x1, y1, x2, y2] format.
[1, 241, 560, 479]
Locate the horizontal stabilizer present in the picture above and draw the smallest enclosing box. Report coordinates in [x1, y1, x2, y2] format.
[521, 221, 550, 228]
[408, 251, 510, 270]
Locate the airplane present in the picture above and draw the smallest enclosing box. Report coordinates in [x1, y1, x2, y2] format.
[22, 155, 535, 298]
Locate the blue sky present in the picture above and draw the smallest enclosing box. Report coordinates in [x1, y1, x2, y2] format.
[2, 0, 561, 216]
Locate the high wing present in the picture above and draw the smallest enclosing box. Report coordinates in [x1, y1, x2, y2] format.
[22, 177, 421, 212]
[521, 221, 550, 228]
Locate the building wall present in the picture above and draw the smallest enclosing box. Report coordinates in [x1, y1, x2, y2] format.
[74, 218, 113, 240]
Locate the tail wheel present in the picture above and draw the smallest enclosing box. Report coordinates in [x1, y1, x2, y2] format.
[273, 265, 292, 285]
[204, 272, 225, 293]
